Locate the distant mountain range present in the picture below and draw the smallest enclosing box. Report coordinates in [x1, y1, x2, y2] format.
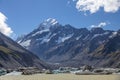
[17, 18, 120, 68]
[0, 32, 48, 69]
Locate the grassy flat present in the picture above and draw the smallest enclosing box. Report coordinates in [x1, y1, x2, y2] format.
[0, 74, 119, 80]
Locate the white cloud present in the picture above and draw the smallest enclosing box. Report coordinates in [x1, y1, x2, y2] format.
[90, 22, 107, 28]
[75, 0, 120, 14]
[0, 12, 13, 36]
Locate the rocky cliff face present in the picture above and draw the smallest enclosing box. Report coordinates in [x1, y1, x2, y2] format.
[17, 18, 120, 68]
[89, 30, 120, 68]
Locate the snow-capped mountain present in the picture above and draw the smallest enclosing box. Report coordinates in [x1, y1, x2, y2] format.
[17, 18, 120, 68]
[18, 18, 76, 53]
[39, 18, 59, 29]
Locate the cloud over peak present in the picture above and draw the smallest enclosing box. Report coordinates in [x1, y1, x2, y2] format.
[90, 22, 107, 28]
[75, 0, 120, 14]
[0, 12, 13, 36]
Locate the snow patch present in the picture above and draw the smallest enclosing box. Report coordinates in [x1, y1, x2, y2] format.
[39, 33, 51, 44]
[83, 34, 89, 40]
[113, 32, 117, 35]
[17, 40, 22, 43]
[103, 32, 110, 35]
[40, 18, 58, 29]
[76, 35, 82, 40]
[109, 31, 117, 38]
[46, 18, 58, 25]
[92, 34, 101, 39]
[20, 40, 31, 47]
[57, 34, 73, 44]
[32, 29, 49, 37]
[36, 33, 57, 44]
[92, 32, 110, 39]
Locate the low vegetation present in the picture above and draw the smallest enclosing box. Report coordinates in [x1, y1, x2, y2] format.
[0, 46, 12, 54]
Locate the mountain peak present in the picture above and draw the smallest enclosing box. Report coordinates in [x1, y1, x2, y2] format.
[45, 18, 58, 25]
[91, 27, 104, 34]
[39, 18, 59, 30]
[91, 27, 103, 31]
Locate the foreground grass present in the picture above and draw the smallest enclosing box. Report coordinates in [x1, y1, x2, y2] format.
[0, 74, 120, 80]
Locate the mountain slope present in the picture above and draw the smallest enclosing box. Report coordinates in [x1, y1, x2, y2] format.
[0, 32, 48, 69]
[17, 18, 120, 68]
[89, 30, 120, 68]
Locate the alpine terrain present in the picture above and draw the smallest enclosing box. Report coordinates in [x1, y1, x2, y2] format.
[17, 18, 120, 68]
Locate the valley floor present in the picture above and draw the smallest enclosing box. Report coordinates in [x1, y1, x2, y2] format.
[0, 74, 120, 80]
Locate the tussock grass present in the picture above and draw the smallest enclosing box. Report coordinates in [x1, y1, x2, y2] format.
[0, 46, 12, 54]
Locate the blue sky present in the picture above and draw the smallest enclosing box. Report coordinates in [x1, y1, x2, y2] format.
[0, 0, 120, 38]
